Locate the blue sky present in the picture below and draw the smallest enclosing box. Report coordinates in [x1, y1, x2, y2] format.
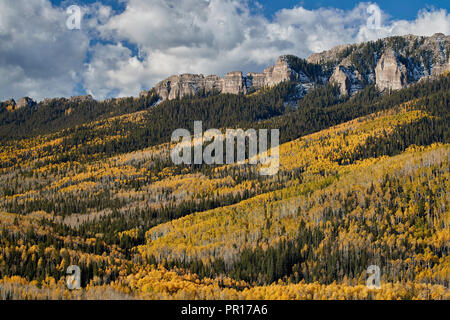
[258, 0, 450, 20]
[1, 1, 450, 101]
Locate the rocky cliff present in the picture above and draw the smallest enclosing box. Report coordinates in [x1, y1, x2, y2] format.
[221, 71, 247, 95]
[150, 56, 307, 101]
[329, 65, 364, 96]
[2, 34, 449, 107]
[375, 49, 408, 91]
[316, 33, 450, 95]
[148, 33, 449, 101]
[16, 97, 37, 109]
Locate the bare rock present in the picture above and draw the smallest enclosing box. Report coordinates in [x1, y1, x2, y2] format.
[69, 95, 93, 103]
[307, 44, 352, 65]
[154, 77, 173, 101]
[424, 33, 450, 77]
[148, 34, 450, 101]
[154, 74, 223, 100]
[221, 71, 247, 95]
[375, 49, 408, 91]
[247, 72, 265, 90]
[264, 56, 297, 87]
[152, 55, 305, 101]
[17, 97, 37, 109]
[139, 90, 150, 98]
[204, 75, 222, 92]
[330, 66, 351, 96]
[169, 74, 205, 100]
[330, 65, 364, 96]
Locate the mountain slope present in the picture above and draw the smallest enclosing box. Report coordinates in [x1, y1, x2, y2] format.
[0, 34, 449, 300]
[0, 77, 449, 299]
[1, 33, 449, 144]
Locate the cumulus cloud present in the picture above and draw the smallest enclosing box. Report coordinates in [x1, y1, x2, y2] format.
[85, 1, 450, 99]
[1, 0, 449, 100]
[0, 0, 90, 101]
[356, 7, 450, 41]
[83, 42, 153, 98]
[87, 0, 269, 96]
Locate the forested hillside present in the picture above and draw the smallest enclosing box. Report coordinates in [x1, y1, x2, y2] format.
[0, 72, 449, 300]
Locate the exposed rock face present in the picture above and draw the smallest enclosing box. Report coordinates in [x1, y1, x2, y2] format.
[69, 95, 94, 103]
[9, 34, 448, 113]
[9, 34, 450, 108]
[153, 77, 173, 101]
[330, 65, 364, 96]
[307, 44, 352, 65]
[221, 71, 247, 95]
[137, 33, 450, 102]
[153, 55, 301, 101]
[375, 49, 408, 91]
[308, 33, 449, 95]
[263, 56, 297, 87]
[204, 75, 222, 92]
[16, 97, 37, 109]
[423, 33, 450, 77]
[154, 74, 220, 101]
[247, 72, 266, 89]
[167, 74, 205, 100]
[330, 66, 351, 96]
[430, 58, 450, 76]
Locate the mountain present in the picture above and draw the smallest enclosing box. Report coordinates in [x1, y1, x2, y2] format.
[0, 34, 449, 300]
[311, 33, 450, 95]
[148, 55, 315, 101]
[142, 33, 450, 100]
[2, 33, 448, 145]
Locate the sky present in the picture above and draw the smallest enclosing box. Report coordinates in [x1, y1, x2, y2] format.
[259, 0, 449, 20]
[1, 0, 449, 101]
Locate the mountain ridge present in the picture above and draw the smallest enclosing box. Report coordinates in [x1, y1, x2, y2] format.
[2, 33, 449, 107]
[145, 32, 450, 101]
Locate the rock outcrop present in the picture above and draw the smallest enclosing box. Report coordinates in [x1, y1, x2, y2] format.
[6, 34, 449, 116]
[167, 74, 204, 100]
[221, 71, 247, 95]
[154, 74, 221, 101]
[18, 33, 447, 106]
[307, 44, 352, 65]
[4, 99, 16, 107]
[263, 56, 298, 87]
[247, 72, 265, 88]
[308, 33, 449, 94]
[330, 66, 350, 96]
[330, 65, 364, 96]
[375, 49, 408, 91]
[152, 55, 301, 101]
[16, 97, 37, 109]
[429, 57, 450, 77]
[69, 95, 94, 103]
[423, 33, 450, 77]
[204, 75, 222, 92]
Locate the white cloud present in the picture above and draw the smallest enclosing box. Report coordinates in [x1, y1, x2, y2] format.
[83, 43, 153, 98]
[85, 1, 450, 99]
[1, 1, 449, 101]
[356, 7, 450, 41]
[0, 0, 90, 101]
